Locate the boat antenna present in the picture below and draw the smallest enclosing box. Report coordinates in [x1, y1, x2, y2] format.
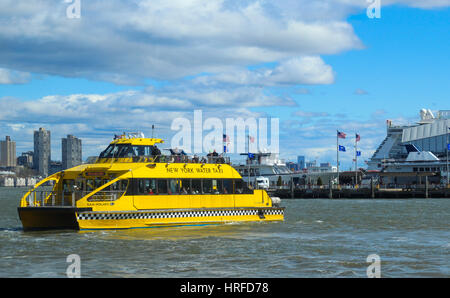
[152, 124, 155, 138]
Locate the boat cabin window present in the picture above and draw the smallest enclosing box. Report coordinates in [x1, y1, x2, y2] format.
[203, 179, 219, 194]
[137, 179, 157, 195]
[99, 144, 156, 158]
[84, 178, 106, 192]
[86, 179, 129, 202]
[180, 179, 190, 194]
[223, 179, 233, 194]
[191, 179, 202, 194]
[168, 179, 179, 195]
[129, 178, 253, 195]
[62, 179, 75, 194]
[234, 179, 253, 194]
[158, 179, 168, 195]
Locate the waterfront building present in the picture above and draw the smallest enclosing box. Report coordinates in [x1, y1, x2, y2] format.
[62, 134, 82, 170]
[0, 176, 15, 187]
[286, 162, 298, 172]
[33, 128, 51, 177]
[307, 162, 337, 173]
[305, 160, 316, 169]
[0, 136, 16, 167]
[368, 109, 450, 171]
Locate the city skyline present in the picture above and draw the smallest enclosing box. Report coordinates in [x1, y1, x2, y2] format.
[0, 130, 332, 169]
[0, 130, 83, 174]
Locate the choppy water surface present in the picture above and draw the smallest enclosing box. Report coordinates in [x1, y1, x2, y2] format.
[1, 187, 448, 278]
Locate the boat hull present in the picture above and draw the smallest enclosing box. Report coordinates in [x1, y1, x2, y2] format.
[17, 207, 92, 231]
[18, 207, 284, 230]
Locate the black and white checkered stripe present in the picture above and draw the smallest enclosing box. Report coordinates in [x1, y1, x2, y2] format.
[77, 208, 283, 221]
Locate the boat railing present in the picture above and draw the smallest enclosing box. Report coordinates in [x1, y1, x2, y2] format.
[23, 189, 125, 207]
[95, 155, 230, 164]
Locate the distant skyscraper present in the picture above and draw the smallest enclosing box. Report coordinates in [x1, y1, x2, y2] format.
[297, 155, 305, 170]
[17, 151, 33, 168]
[34, 128, 51, 177]
[0, 136, 17, 167]
[62, 135, 82, 170]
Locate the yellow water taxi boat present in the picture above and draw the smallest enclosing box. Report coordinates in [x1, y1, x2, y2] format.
[18, 134, 284, 230]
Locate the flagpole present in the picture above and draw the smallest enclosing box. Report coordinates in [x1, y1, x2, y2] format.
[248, 134, 250, 188]
[447, 124, 449, 187]
[337, 130, 339, 187]
[355, 134, 358, 187]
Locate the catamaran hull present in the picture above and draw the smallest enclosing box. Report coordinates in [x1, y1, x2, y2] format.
[17, 207, 92, 231]
[18, 207, 284, 231]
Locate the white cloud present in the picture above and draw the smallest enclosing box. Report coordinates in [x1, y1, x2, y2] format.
[0, 0, 447, 84]
[269, 57, 335, 85]
[0, 85, 295, 157]
[0, 0, 362, 83]
[193, 56, 335, 86]
[0, 68, 31, 84]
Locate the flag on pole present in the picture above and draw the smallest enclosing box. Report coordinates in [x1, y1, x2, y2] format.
[223, 134, 230, 143]
[249, 136, 255, 143]
[337, 131, 346, 139]
[339, 145, 346, 152]
[356, 151, 361, 156]
[356, 133, 360, 142]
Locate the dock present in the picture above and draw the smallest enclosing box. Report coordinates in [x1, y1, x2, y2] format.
[268, 187, 450, 199]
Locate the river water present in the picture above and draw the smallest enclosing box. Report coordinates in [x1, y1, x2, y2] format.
[0, 187, 448, 278]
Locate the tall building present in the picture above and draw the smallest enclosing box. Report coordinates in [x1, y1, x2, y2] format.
[34, 128, 51, 177]
[0, 136, 16, 167]
[17, 151, 33, 168]
[62, 134, 82, 170]
[297, 155, 305, 170]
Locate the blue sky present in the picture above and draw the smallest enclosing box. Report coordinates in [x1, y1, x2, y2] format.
[0, 0, 449, 169]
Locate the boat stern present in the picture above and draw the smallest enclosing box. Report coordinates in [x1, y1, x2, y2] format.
[18, 207, 92, 231]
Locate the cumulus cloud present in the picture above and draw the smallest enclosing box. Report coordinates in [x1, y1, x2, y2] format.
[0, 84, 294, 157]
[0, 0, 448, 84]
[193, 56, 335, 86]
[1, 0, 448, 164]
[0, 0, 362, 84]
[0, 68, 31, 84]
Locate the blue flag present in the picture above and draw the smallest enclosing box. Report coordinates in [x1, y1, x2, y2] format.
[356, 151, 361, 156]
[339, 145, 346, 152]
[248, 153, 255, 158]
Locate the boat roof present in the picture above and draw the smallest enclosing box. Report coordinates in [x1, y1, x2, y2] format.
[110, 137, 164, 146]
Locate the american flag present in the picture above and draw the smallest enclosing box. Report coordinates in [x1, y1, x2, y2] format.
[337, 131, 346, 139]
[223, 134, 230, 143]
[249, 136, 255, 143]
[356, 133, 360, 142]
